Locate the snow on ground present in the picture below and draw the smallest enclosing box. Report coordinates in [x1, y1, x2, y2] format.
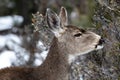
[0, 15, 24, 69]
[0, 34, 23, 69]
[0, 33, 47, 69]
[0, 15, 23, 31]
[34, 50, 48, 66]
[0, 34, 22, 50]
[0, 51, 16, 69]
[0, 15, 47, 69]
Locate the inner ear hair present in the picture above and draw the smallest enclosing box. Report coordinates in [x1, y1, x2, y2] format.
[59, 7, 68, 27]
[46, 8, 61, 30]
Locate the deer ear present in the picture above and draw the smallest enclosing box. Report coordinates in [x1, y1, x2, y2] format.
[59, 7, 68, 27]
[46, 8, 65, 37]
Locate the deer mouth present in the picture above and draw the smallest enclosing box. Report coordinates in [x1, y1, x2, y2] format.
[95, 38, 105, 50]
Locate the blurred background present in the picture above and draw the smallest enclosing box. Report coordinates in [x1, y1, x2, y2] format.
[0, 0, 120, 80]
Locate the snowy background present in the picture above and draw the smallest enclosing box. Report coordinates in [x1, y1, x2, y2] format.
[0, 16, 48, 69]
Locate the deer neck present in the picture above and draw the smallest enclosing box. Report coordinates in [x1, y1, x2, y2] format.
[38, 37, 70, 80]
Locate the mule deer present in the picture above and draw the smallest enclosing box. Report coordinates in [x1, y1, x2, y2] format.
[0, 7, 104, 80]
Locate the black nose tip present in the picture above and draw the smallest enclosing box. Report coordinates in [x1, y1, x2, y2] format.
[98, 38, 105, 45]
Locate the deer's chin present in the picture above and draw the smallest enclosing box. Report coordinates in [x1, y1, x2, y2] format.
[95, 44, 104, 50]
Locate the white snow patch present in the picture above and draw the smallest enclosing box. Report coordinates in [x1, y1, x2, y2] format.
[0, 51, 16, 69]
[0, 15, 23, 31]
[37, 41, 46, 50]
[6, 34, 22, 45]
[0, 36, 7, 49]
[40, 50, 48, 59]
[0, 33, 30, 68]
[34, 50, 48, 66]
[79, 75, 83, 80]
[0, 34, 22, 50]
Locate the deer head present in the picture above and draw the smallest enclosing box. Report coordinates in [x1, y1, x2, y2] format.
[46, 7, 104, 63]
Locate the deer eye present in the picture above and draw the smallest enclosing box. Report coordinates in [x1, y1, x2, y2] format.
[74, 33, 82, 37]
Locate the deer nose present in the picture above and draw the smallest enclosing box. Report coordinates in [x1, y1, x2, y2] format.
[98, 38, 105, 45]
